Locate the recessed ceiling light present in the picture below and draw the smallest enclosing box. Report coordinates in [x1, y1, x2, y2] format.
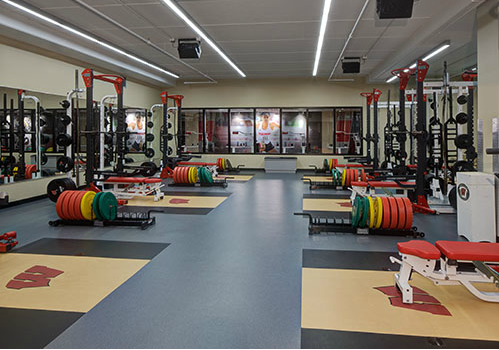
[313, 0, 332, 76]
[162, 0, 246, 78]
[2, 0, 180, 78]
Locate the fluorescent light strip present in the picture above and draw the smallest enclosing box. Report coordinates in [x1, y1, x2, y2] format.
[313, 0, 332, 76]
[422, 44, 450, 61]
[2, 0, 179, 78]
[387, 43, 450, 83]
[162, 0, 246, 78]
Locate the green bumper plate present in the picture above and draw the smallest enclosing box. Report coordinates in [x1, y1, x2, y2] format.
[359, 196, 370, 228]
[98, 192, 118, 221]
[92, 192, 104, 221]
[352, 196, 362, 227]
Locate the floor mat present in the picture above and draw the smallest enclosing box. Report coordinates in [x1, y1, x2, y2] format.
[0, 238, 168, 348]
[126, 195, 228, 213]
[303, 176, 333, 182]
[214, 174, 254, 182]
[301, 249, 499, 348]
[302, 198, 352, 212]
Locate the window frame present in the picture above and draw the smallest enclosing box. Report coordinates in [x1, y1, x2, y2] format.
[179, 106, 363, 156]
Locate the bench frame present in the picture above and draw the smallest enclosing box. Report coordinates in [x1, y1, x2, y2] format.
[99, 179, 164, 202]
[390, 252, 499, 303]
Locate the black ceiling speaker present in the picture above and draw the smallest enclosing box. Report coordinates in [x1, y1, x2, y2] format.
[376, 0, 414, 19]
[342, 57, 361, 74]
[178, 39, 201, 59]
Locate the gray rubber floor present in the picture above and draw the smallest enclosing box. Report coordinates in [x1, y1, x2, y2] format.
[0, 171, 460, 348]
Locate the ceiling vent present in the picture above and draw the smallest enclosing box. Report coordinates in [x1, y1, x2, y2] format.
[342, 57, 361, 74]
[376, 0, 414, 19]
[178, 39, 202, 59]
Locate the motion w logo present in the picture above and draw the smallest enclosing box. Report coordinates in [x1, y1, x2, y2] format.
[6, 265, 64, 290]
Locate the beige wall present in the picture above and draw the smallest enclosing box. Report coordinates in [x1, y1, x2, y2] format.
[477, 0, 499, 173]
[170, 78, 393, 169]
[0, 43, 160, 108]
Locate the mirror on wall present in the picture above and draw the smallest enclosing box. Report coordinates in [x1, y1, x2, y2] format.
[0, 86, 72, 184]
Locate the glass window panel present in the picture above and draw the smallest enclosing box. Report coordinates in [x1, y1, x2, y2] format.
[335, 107, 362, 155]
[282, 109, 307, 154]
[230, 109, 254, 153]
[256, 108, 280, 153]
[205, 109, 229, 154]
[181, 109, 204, 153]
[308, 109, 334, 154]
[125, 109, 146, 153]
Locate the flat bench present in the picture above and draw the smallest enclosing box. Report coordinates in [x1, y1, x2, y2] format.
[100, 176, 164, 201]
[391, 240, 499, 303]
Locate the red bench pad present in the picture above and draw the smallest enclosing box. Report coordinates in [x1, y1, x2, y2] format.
[436, 241, 499, 262]
[351, 181, 416, 188]
[177, 162, 217, 166]
[105, 177, 162, 184]
[398, 241, 441, 260]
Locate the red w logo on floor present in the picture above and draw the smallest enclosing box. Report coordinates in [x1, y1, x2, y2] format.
[6, 265, 64, 290]
[374, 285, 451, 316]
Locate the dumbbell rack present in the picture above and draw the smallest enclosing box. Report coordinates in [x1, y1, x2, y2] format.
[49, 209, 157, 230]
[294, 212, 424, 237]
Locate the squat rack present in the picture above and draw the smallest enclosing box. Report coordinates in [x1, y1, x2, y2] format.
[81, 68, 125, 185]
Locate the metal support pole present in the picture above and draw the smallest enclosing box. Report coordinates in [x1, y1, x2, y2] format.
[22, 95, 42, 178]
[160, 91, 168, 166]
[17, 91, 25, 178]
[83, 69, 95, 185]
[116, 91, 124, 172]
[366, 99, 371, 162]
[373, 89, 382, 170]
[416, 60, 429, 198]
[399, 88, 406, 166]
[99, 95, 116, 170]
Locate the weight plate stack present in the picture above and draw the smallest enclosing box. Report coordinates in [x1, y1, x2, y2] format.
[205, 167, 214, 183]
[25, 164, 36, 179]
[56, 156, 74, 173]
[388, 197, 399, 230]
[352, 196, 362, 227]
[81, 191, 96, 220]
[381, 197, 391, 229]
[92, 192, 105, 220]
[402, 197, 413, 230]
[323, 159, 328, 171]
[98, 192, 118, 221]
[73, 191, 87, 220]
[374, 197, 383, 229]
[367, 196, 375, 229]
[47, 178, 77, 202]
[64, 191, 78, 220]
[359, 197, 370, 228]
[395, 197, 406, 231]
[56, 191, 70, 220]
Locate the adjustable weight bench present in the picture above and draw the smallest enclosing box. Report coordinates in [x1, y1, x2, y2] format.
[391, 240, 499, 303]
[100, 177, 164, 202]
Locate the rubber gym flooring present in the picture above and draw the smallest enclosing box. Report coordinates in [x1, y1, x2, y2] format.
[0, 170, 493, 348]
